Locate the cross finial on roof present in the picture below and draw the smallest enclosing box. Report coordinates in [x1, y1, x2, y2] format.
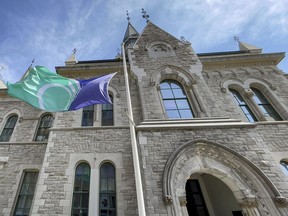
[234, 36, 240, 42]
[73, 48, 77, 54]
[126, 10, 130, 22]
[30, 58, 35, 67]
[142, 8, 149, 22]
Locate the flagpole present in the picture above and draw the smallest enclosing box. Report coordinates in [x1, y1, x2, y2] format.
[121, 43, 146, 216]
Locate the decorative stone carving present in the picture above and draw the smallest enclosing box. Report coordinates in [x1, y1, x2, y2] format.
[164, 194, 173, 204]
[244, 89, 254, 98]
[239, 197, 258, 208]
[0, 117, 2, 123]
[274, 196, 288, 207]
[179, 196, 187, 206]
[18, 117, 23, 123]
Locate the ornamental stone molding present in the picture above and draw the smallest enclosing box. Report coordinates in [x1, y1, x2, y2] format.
[239, 197, 258, 208]
[164, 194, 173, 205]
[150, 65, 196, 86]
[274, 196, 288, 207]
[220, 75, 277, 93]
[163, 139, 285, 215]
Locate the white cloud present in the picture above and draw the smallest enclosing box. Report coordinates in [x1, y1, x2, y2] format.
[0, 0, 287, 83]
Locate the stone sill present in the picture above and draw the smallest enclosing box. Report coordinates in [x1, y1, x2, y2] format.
[50, 126, 130, 131]
[136, 118, 255, 130]
[0, 141, 47, 145]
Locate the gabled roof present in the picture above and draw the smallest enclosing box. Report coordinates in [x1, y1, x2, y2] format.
[123, 22, 139, 43]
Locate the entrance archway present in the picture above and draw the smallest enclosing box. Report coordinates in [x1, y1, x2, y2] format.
[163, 140, 285, 216]
[186, 173, 242, 216]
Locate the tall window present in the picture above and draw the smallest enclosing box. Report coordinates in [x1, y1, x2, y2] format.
[102, 95, 114, 126]
[72, 163, 90, 216]
[229, 89, 257, 122]
[160, 80, 194, 119]
[34, 114, 53, 141]
[99, 162, 116, 216]
[13, 171, 39, 216]
[280, 159, 288, 176]
[82, 105, 94, 126]
[0, 115, 18, 142]
[251, 87, 282, 121]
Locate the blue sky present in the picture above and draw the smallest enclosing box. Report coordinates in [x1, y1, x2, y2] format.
[0, 0, 287, 83]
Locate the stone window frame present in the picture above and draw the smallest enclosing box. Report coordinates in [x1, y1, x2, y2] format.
[162, 139, 287, 216]
[151, 65, 206, 118]
[33, 113, 54, 142]
[81, 105, 95, 127]
[71, 162, 91, 215]
[61, 153, 123, 215]
[8, 166, 41, 216]
[280, 159, 288, 176]
[221, 76, 288, 121]
[99, 161, 117, 215]
[159, 79, 195, 119]
[95, 85, 120, 127]
[0, 108, 22, 142]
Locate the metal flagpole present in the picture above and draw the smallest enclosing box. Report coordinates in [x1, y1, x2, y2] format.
[121, 42, 146, 216]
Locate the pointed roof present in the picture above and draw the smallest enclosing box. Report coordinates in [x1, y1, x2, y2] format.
[238, 41, 262, 54]
[123, 22, 139, 43]
[65, 52, 78, 66]
[0, 79, 6, 89]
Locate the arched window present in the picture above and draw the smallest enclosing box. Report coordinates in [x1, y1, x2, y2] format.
[13, 171, 39, 216]
[0, 114, 18, 142]
[280, 159, 288, 176]
[72, 163, 90, 216]
[102, 95, 114, 126]
[99, 162, 116, 216]
[251, 87, 282, 121]
[229, 89, 257, 122]
[34, 114, 53, 141]
[82, 105, 94, 126]
[160, 80, 194, 119]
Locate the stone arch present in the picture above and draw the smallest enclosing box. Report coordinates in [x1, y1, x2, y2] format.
[150, 65, 196, 87]
[220, 77, 244, 93]
[0, 107, 23, 124]
[146, 40, 176, 58]
[246, 76, 288, 119]
[108, 84, 120, 98]
[163, 140, 286, 216]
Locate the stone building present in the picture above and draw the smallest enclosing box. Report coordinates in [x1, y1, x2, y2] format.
[1, 20, 288, 216]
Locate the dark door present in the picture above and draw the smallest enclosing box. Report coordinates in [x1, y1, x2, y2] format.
[186, 179, 210, 216]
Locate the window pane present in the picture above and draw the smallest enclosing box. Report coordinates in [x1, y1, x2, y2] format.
[160, 80, 194, 119]
[102, 95, 114, 126]
[167, 110, 180, 118]
[164, 100, 177, 109]
[176, 99, 190, 109]
[251, 87, 282, 121]
[100, 163, 116, 215]
[161, 89, 174, 99]
[14, 172, 38, 216]
[35, 114, 53, 141]
[172, 88, 185, 98]
[230, 89, 257, 122]
[72, 163, 90, 213]
[179, 110, 193, 118]
[0, 115, 18, 142]
[82, 105, 94, 126]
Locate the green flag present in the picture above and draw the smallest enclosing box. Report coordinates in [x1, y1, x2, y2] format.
[7, 66, 80, 112]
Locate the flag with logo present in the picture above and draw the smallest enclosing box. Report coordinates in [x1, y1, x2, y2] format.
[7, 66, 116, 112]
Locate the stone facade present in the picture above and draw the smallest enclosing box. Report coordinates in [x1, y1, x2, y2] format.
[1, 21, 288, 216]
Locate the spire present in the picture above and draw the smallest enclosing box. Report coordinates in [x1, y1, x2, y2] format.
[123, 11, 139, 46]
[234, 36, 262, 54]
[65, 48, 78, 66]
